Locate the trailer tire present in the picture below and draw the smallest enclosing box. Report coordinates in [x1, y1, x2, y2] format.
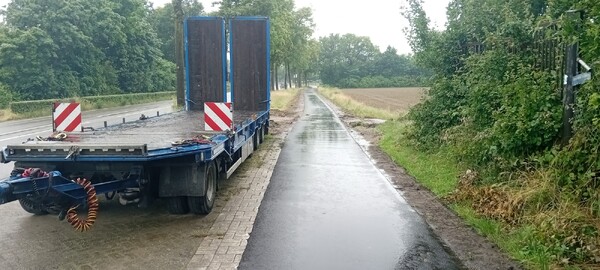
[18, 198, 48, 215]
[253, 129, 259, 150]
[188, 161, 217, 214]
[166, 196, 189, 214]
[258, 126, 264, 144]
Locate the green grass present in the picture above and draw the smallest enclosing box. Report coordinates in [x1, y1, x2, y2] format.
[378, 120, 459, 196]
[379, 119, 557, 269]
[318, 87, 402, 120]
[453, 204, 556, 269]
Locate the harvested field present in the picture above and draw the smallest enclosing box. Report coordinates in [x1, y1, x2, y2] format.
[340, 87, 426, 112]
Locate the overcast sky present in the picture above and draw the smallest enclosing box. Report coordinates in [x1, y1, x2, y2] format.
[0, 0, 450, 54]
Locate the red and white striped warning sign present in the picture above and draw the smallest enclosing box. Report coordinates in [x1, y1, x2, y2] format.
[53, 102, 82, 132]
[204, 102, 233, 131]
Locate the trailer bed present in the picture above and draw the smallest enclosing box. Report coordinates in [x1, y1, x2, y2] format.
[31, 110, 260, 150]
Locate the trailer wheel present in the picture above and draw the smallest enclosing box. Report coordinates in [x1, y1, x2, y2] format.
[18, 197, 48, 215]
[188, 161, 217, 214]
[253, 129, 259, 150]
[166, 196, 189, 214]
[258, 126, 264, 144]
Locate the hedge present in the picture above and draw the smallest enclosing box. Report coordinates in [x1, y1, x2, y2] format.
[9, 91, 175, 114]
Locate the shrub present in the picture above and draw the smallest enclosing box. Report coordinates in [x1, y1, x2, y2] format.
[0, 84, 12, 109]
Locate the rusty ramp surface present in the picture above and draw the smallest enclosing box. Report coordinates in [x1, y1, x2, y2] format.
[239, 89, 461, 269]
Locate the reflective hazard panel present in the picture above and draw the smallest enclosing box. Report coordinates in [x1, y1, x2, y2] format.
[53, 102, 82, 132]
[204, 102, 233, 131]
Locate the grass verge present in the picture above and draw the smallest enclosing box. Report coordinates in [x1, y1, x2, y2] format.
[271, 88, 300, 111]
[378, 121, 458, 196]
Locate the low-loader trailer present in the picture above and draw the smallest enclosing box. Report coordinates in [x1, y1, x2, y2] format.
[0, 17, 270, 230]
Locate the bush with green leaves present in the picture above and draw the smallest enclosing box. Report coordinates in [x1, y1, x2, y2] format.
[0, 84, 12, 109]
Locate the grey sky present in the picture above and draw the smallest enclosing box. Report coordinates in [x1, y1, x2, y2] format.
[0, 0, 450, 54]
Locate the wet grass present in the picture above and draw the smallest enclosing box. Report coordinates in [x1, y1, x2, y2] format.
[378, 120, 459, 196]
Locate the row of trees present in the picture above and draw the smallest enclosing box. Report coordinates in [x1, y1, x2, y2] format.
[0, 0, 176, 101]
[318, 34, 429, 88]
[404, 0, 600, 264]
[0, 0, 423, 103]
[0, 0, 320, 101]
[318, 34, 431, 88]
[212, 0, 318, 90]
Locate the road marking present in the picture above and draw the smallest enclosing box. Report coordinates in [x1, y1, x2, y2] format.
[0, 126, 46, 137]
[0, 130, 49, 142]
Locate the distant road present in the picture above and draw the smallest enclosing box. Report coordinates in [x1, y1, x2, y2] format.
[0, 100, 175, 177]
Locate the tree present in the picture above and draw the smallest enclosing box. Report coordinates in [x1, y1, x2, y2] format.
[0, 0, 175, 100]
[318, 34, 380, 86]
[149, 0, 204, 63]
[214, 0, 318, 89]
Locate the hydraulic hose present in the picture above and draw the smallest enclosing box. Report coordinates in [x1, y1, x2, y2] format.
[66, 178, 98, 232]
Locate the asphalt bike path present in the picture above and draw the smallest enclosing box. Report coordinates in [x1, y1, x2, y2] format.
[239, 89, 460, 269]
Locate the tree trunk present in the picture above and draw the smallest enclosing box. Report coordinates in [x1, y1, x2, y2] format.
[305, 71, 309, 86]
[275, 66, 279, 90]
[271, 62, 275, 91]
[173, 0, 185, 107]
[284, 63, 288, 89]
[286, 63, 291, 89]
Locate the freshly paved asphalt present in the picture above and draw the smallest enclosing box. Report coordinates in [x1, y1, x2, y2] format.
[239, 89, 461, 270]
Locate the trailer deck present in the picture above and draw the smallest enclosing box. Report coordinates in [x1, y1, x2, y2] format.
[50, 110, 261, 150]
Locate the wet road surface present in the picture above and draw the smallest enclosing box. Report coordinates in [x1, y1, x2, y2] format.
[240, 89, 460, 270]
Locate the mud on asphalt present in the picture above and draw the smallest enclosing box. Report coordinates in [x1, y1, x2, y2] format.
[318, 91, 523, 270]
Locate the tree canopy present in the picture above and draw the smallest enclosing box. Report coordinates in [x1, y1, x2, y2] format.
[0, 0, 175, 100]
[148, 0, 204, 63]
[318, 34, 430, 88]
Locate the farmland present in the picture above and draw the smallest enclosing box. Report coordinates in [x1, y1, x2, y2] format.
[339, 87, 425, 113]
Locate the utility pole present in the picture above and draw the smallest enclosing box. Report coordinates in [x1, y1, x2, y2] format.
[173, 0, 185, 108]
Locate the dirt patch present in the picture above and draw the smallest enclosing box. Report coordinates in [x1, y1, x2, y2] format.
[339, 87, 426, 112]
[321, 95, 522, 270]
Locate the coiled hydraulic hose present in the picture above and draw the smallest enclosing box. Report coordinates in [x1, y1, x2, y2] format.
[66, 178, 98, 232]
